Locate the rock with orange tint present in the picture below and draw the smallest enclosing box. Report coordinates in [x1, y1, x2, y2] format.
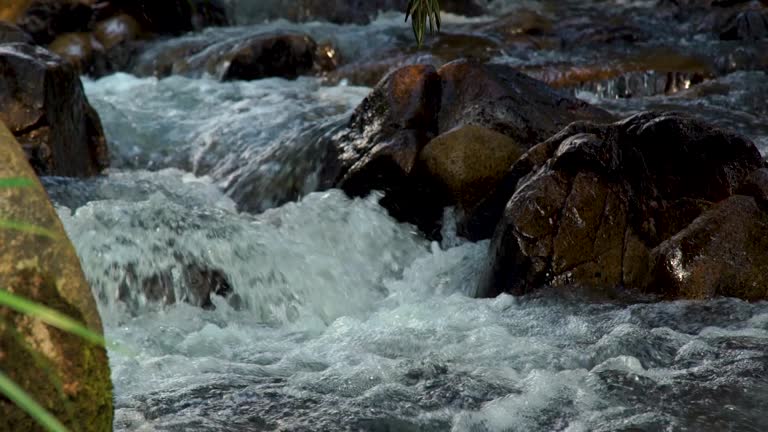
[49, 32, 99, 71]
[480, 112, 765, 300]
[329, 61, 612, 238]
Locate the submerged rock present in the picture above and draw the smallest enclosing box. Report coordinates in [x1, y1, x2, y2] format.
[115, 261, 235, 311]
[0, 121, 112, 431]
[0, 43, 108, 177]
[480, 111, 764, 300]
[328, 60, 613, 238]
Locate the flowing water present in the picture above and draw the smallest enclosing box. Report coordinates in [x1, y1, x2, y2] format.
[41, 1, 768, 430]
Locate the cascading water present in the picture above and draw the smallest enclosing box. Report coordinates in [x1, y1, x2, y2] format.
[43, 1, 768, 431]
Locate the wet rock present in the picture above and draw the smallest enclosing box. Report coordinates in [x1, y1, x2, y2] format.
[0, 21, 33, 44]
[16, 0, 94, 45]
[330, 64, 444, 236]
[719, 9, 768, 40]
[328, 60, 612, 238]
[219, 33, 318, 81]
[650, 195, 768, 300]
[48, 32, 99, 71]
[420, 125, 526, 216]
[523, 49, 715, 94]
[133, 32, 324, 81]
[110, 0, 227, 35]
[115, 261, 235, 311]
[0, 121, 112, 431]
[0, 43, 109, 177]
[437, 60, 614, 148]
[93, 13, 143, 49]
[480, 112, 764, 299]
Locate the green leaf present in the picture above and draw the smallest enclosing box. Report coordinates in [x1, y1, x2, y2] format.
[0, 371, 69, 432]
[405, 0, 441, 47]
[0, 290, 106, 347]
[0, 177, 35, 188]
[0, 219, 58, 239]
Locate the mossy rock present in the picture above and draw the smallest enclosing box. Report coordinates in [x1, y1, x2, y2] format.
[0, 122, 113, 431]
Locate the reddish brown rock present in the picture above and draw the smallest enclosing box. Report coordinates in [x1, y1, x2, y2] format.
[480, 112, 764, 299]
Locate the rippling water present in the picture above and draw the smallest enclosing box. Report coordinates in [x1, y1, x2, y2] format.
[42, 1, 768, 430]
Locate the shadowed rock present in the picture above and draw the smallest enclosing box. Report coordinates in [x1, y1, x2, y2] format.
[0, 43, 108, 177]
[0, 121, 112, 432]
[480, 111, 764, 299]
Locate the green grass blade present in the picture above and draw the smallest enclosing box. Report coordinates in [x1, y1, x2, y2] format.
[0, 290, 105, 347]
[0, 177, 35, 188]
[0, 219, 58, 239]
[0, 371, 69, 432]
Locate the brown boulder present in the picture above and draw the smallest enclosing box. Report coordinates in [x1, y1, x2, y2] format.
[437, 60, 614, 147]
[480, 112, 764, 299]
[650, 195, 768, 301]
[328, 60, 613, 238]
[420, 125, 526, 213]
[0, 121, 112, 431]
[0, 43, 109, 177]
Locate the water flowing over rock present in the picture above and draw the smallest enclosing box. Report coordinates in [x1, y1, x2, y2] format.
[480, 111, 766, 300]
[330, 60, 613, 238]
[0, 43, 108, 177]
[0, 121, 112, 431]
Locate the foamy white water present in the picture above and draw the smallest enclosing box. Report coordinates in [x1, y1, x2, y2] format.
[44, 11, 768, 430]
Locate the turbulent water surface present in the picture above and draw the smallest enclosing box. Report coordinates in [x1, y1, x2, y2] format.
[42, 1, 768, 431]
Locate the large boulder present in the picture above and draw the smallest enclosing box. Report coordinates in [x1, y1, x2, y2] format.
[0, 121, 113, 431]
[326, 60, 613, 238]
[480, 111, 764, 299]
[0, 43, 108, 177]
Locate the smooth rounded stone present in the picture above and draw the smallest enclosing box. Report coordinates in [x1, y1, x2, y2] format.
[109, 0, 227, 35]
[420, 125, 526, 212]
[219, 33, 318, 81]
[0, 21, 33, 44]
[437, 60, 615, 149]
[93, 13, 143, 49]
[0, 122, 112, 432]
[48, 32, 99, 70]
[737, 167, 768, 205]
[480, 111, 764, 300]
[0, 43, 108, 177]
[650, 195, 768, 300]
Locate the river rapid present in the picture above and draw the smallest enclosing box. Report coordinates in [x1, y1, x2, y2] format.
[42, 1, 768, 430]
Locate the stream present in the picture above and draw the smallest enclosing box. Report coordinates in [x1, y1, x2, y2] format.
[40, 1, 768, 430]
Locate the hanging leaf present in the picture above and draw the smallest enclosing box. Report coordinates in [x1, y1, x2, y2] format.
[405, 0, 441, 46]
